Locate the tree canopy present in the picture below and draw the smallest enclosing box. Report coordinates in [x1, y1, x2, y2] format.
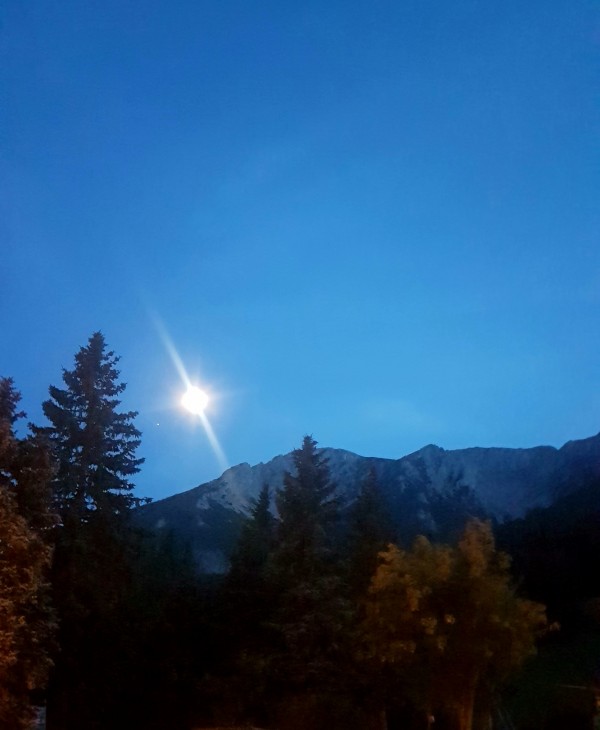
[0, 378, 55, 730]
[363, 519, 547, 730]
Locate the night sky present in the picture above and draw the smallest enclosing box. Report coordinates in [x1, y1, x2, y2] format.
[2, 1, 599, 501]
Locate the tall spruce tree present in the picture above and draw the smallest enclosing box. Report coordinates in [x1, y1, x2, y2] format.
[274, 435, 339, 583]
[268, 437, 355, 726]
[37, 333, 147, 730]
[0, 378, 55, 730]
[38, 331, 145, 521]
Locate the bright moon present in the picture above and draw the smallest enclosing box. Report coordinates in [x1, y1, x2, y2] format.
[181, 386, 209, 415]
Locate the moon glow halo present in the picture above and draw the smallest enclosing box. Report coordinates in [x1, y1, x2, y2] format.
[150, 314, 227, 471]
[181, 386, 209, 415]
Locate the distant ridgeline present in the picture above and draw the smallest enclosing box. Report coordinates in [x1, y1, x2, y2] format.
[135, 433, 600, 573]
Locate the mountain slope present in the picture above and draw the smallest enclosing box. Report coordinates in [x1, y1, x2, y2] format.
[136, 433, 600, 572]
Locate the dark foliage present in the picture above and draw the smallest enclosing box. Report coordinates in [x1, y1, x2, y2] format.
[37, 334, 149, 729]
[0, 378, 55, 730]
[497, 478, 600, 622]
[4, 329, 580, 730]
[273, 435, 341, 584]
[36, 331, 146, 518]
[429, 478, 488, 543]
[345, 467, 396, 596]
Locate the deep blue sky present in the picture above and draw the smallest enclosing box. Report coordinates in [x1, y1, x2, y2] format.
[2, 1, 599, 501]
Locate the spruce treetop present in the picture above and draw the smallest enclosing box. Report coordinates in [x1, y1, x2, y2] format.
[38, 332, 145, 517]
[274, 435, 340, 582]
[276, 435, 338, 526]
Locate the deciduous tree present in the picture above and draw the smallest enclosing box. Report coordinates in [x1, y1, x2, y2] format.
[364, 519, 547, 730]
[0, 378, 55, 730]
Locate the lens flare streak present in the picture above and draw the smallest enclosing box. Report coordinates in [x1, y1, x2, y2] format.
[199, 411, 228, 472]
[152, 313, 228, 471]
[153, 316, 191, 390]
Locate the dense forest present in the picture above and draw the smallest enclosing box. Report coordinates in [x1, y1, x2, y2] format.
[2, 334, 599, 730]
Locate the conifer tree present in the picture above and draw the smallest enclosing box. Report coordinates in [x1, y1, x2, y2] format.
[268, 436, 353, 723]
[229, 483, 275, 581]
[217, 484, 278, 724]
[274, 435, 339, 584]
[0, 378, 55, 730]
[346, 467, 395, 597]
[225, 482, 277, 650]
[38, 331, 145, 521]
[36, 334, 147, 730]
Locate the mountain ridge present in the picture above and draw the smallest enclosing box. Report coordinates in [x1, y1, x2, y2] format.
[137, 432, 600, 572]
